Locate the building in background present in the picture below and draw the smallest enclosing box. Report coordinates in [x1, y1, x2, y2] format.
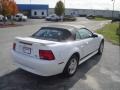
[48, 8, 120, 19]
[17, 4, 119, 19]
[17, 4, 49, 18]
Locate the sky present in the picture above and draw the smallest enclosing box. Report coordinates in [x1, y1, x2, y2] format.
[15, 0, 120, 11]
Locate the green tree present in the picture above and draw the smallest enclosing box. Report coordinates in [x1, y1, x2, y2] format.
[55, 1, 65, 17]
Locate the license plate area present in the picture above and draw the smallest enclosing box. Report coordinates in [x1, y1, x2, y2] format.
[23, 47, 31, 54]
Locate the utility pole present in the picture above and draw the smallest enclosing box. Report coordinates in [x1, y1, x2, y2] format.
[112, 0, 115, 19]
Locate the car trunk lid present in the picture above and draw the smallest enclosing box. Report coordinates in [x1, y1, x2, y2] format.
[14, 37, 58, 59]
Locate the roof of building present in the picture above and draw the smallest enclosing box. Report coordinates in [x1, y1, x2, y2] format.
[17, 4, 49, 10]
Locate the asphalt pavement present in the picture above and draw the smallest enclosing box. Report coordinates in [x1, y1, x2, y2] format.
[0, 18, 120, 90]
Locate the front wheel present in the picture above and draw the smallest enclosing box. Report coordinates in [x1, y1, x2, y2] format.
[63, 55, 78, 77]
[98, 40, 104, 54]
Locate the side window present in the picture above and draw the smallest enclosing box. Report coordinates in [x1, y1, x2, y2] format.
[42, 12, 44, 15]
[78, 28, 92, 39]
[75, 31, 81, 40]
[34, 11, 37, 15]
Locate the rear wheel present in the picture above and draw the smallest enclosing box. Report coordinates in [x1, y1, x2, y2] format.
[63, 55, 78, 77]
[98, 40, 104, 54]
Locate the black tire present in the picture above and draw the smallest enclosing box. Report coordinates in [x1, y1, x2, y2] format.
[98, 40, 104, 54]
[63, 55, 79, 77]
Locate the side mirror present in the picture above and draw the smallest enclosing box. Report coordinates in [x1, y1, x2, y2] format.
[92, 34, 98, 37]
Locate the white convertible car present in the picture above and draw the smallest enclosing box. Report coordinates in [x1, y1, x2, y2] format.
[12, 24, 104, 77]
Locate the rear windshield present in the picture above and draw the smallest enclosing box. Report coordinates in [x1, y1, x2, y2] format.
[32, 27, 72, 41]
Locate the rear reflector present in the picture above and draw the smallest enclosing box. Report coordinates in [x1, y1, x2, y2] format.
[13, 43, 16, 50]
[39, 50, 55, 60]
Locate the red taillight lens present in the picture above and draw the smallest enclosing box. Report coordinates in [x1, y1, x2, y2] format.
[13, 43, 16, 50]
[39, 50, 55, 60]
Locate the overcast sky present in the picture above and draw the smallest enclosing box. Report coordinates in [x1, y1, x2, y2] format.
[15, 0, 120, 11]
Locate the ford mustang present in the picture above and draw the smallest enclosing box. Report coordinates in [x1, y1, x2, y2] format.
[12, 24, 104, 77]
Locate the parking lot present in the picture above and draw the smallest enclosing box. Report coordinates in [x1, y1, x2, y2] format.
[0, 18, 120, 90]
[14, 17, 110, 31]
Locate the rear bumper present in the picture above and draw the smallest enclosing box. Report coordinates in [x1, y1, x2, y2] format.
[11, 50, 64, 76]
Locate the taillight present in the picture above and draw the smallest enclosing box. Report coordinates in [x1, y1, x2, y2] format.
[39, 50, 55, 60]
[13, 43, 16, 50]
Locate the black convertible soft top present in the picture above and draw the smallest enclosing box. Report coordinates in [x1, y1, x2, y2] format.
[45, 24, 85, 33]
[32, 24, 85, 41]
[42, 24, 85, 39]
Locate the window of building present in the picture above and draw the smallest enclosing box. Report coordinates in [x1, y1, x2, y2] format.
[42, 12, 44, 15]
[34, 11, 37, 15]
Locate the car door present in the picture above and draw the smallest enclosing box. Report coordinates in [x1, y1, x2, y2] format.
[74, 31, 85, 59]
[77, 28, 98, 57]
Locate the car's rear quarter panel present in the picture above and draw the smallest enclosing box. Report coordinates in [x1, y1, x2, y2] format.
[48, 42, 82, 66]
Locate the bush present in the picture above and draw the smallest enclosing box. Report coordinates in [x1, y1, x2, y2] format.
[63, 15, 76, 21]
